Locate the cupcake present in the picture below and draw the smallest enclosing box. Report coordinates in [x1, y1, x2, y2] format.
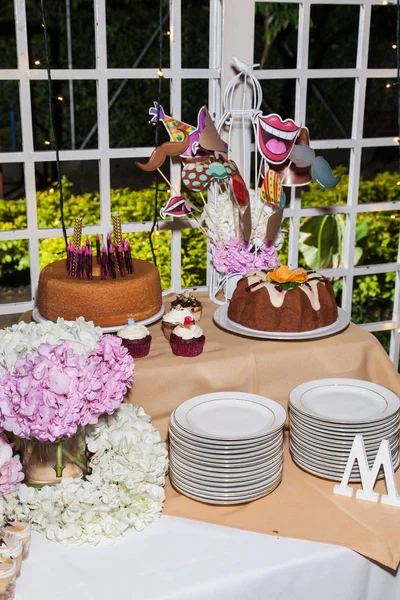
[162, 307, 193, 341]
[117, 318, 152, 358]
[171, 292, 203, 322]
[170, 317, 205, 357]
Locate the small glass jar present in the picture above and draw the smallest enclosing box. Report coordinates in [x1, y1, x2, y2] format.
[0, 534, 22, 578]
[3, 523, 31, 561]
[19, 428, 88, 487]
[0, 557, 17, 600]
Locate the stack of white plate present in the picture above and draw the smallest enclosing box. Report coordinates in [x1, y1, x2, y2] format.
[289, 378, 400, 482]
[169, 392, 286, 505]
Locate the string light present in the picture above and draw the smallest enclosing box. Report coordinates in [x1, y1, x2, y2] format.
[57, 96, 63, 101]
[164, 31, 170, 36]
[391, 214, 397, 218]
[49, 188, 55, 193]
[386, 83, 392, 88]
[148, 0, 166, 267]
[44, 140, 51, 145]
[40, 0, 68, 249]
[34, 60, 41, 66]
[393, 44, 398, 49]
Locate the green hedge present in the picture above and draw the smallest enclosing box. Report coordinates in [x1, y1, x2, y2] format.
[0, 171, 397, 326]
[0, 178, 207, 289]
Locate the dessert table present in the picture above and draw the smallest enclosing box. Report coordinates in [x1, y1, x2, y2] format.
[19, 296, 400, 598]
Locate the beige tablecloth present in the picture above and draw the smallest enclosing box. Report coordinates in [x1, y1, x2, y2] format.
[21, 298, 400, 568]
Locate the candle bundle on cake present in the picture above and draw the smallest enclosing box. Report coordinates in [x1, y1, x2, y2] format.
[37, 212, 163, 327]
[66, 215, 134, 281]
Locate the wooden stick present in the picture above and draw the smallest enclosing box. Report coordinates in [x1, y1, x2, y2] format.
[279, 160, 293, 186]
[157, 168, 181, 198]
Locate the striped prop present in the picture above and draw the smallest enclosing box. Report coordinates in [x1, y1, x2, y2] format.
[260, 170, 283, 208]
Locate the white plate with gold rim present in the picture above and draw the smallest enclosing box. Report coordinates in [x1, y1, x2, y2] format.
[289, 414, 400, 442]
[170, 412, 281, 448]
[289, 407, 400, 433]
[170, 448, 284, 475]
[213, 304, 350, 341]
[290, 448, 400, 482]
[169, 428, 283, 456]
[174, 392, 286, 441]
[169, 411, 283, 448]
[170, 473, 282, 504]
[289, 427, 399, 453]
[170, 465, 283, 493]
[289, 379, 400, 424]
[290, 428, 399, 458]
[289, 438, 398, 468]
[169, 442, 283, 467]
[170, 453, 283, 483]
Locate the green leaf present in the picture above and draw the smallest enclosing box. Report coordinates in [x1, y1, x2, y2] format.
[280, 281, 298, 291]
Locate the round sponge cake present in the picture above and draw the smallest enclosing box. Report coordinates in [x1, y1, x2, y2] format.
[37, 258, 162, 328]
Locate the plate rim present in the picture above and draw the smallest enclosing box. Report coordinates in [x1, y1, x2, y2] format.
[169, 477, 282, 505]
[168, 431, 282, 457]
[174, 392, 286, 441]
[289, 378, 400, 424]
[32, 304, 165, 334]
[170, 412, 282, 446]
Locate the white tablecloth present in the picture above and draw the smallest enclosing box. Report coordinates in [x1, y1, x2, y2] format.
[17, 516, 399, 600]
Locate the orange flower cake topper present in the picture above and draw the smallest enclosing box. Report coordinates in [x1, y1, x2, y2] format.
[267, 266, 308, 285]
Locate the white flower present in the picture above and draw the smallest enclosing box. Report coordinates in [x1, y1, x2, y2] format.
[0, 405, 168, 545]
[204, 190, 284, 250]
[0, 318, 102, 370]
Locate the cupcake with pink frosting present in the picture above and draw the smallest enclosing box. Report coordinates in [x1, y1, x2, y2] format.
[117, 318, 151, 358]
[170, 316, 205, 357]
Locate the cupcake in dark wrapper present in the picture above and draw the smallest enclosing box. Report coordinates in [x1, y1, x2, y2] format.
[171, 292, 203, 322]
[170, 316, 205, 357]
[117, 318, 152, 358]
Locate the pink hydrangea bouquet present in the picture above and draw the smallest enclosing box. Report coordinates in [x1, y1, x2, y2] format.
[0, 434, 23, 496]
[0, 319, 135, 443]
[212, 236, 279, 276]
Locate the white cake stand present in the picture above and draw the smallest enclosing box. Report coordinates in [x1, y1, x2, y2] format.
[213, 305, 350, 341]
[32, 304, 165, 334]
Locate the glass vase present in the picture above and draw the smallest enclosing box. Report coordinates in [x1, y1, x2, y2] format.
[19, 428, 89, 487]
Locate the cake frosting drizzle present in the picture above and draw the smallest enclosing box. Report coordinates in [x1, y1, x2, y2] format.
[244, 269, 325, 311]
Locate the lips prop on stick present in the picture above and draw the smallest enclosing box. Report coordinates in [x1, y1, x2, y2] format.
[256, 113, 301, 165]
[160, 195, 198, 219]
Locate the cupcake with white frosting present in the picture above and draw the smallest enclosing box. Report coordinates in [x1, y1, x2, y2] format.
[162, 307, 193, 341]
[171, 292, 203, 322]
[170, 316, 205, 357]
[117, 318, 151, 358]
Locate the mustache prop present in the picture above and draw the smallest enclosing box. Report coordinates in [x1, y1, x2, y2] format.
[136, 131, 190, 171]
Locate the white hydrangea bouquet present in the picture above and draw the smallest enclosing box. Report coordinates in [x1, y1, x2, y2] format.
[0, 405, 169, 544]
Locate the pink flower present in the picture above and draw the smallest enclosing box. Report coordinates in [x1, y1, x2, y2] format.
[0, 456, 24, 496]
[0, 337, 134, 442]
[212, 237, 279, 275]
[0, 434, 23, 497]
